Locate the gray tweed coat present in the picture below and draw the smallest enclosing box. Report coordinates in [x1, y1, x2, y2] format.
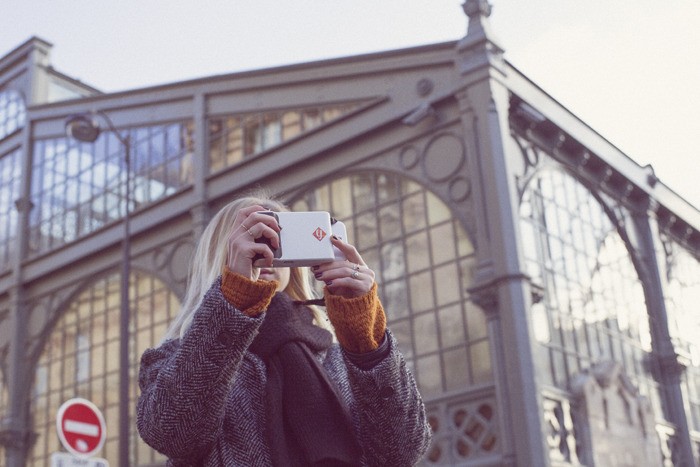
[136, 280, 432, 466]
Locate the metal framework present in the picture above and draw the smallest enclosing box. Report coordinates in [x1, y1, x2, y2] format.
[1, 2, 699, 466]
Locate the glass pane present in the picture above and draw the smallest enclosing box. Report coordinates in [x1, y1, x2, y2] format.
[226, 126, 243, 166]
[390, 318, 413, 358]
[382, 279, 409, 320]
[403, 192, 427, 234]
[417, 354, 442, 397]
[455, 221, 475, 256]
[430, 222, 456, 265]
[380, 242, 405, 282]
[329, 178, 353, 219]
[406, 231, 430, 273]
[520, 167, 658, 409]
[470, 341, 493, 384]
[444, 347, 469, 391]
[208, 101, 369, 173]
[410, 271, 434, 313]
[355, 211, 378, 250]
[434, 263, 460, 306]
[351, 174, 374, 211]
[439, 304, 466, 347]
[30, 120, 194, 255]
[29, 272, 175, 467]
[282, 111, 302, 140]
[208, 119, 224, 172]
[379, 204, 402, 242]
[413, 312, 439, 355]
[427, 192, 451, 224]
[465, 300, 488, 340]
[663, 240, 700, 431]
[289, 172, 487, 396]
[0, 89, 27, 139]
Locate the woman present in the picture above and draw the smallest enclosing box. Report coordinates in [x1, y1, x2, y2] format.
[136, 193, 432, 466]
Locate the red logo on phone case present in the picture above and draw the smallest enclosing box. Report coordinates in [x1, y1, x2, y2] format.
[313, 227, 327, 241]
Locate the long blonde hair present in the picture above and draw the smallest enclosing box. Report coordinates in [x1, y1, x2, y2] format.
[162, 192, 328, 342]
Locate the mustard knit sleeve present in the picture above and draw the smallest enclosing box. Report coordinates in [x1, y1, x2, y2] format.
[220, 267, 278, 317]
[324, 282, 387, 354]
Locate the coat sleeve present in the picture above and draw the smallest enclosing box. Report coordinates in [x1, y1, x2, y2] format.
[338, 330, 433, 466]
[136, 279, 265, 460]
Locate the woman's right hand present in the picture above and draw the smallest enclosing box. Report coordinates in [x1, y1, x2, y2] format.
[226, 205, 281, 280]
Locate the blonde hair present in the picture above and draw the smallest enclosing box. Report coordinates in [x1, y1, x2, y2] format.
[162, 192, 328, 342]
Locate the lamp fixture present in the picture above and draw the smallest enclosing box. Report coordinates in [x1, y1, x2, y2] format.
[65, 114, 101, 143]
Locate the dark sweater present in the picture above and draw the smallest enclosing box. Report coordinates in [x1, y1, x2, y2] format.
[136, 279, 432, 466]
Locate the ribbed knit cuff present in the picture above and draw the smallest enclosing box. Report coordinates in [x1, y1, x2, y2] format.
[221, 267, 278, 317]
[325, 282, 387, 354]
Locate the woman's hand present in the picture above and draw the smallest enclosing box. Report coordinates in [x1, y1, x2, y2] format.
[226, 205, 281, 280]
[312, 236, 376, 298]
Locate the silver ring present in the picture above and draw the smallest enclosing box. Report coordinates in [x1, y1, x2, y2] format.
[242, 224, 254, 237]
[352, 263, 360, 271]
[351, 271, 359, 279]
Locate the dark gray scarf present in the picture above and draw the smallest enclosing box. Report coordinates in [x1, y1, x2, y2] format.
[249, 293, 361, 467]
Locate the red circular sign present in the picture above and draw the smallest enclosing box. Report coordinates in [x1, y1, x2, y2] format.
[56, 398, 106, 458]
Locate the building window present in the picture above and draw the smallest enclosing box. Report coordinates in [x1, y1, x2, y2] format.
[0, 147, 21, 268]
[208, 101, 368, 172]
[29, 271, 178, 467]
[520, 168, 665, 417]
[291, 172, 489, 397]
[0, 89, 26, 141]
[29, 121, 194, 255]
[662, 238, 700, 433]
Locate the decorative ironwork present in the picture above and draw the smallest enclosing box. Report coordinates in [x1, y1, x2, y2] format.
[543, 395, 581, 465]
[657, 423, 681, 467]
[423, 395, 499, 465]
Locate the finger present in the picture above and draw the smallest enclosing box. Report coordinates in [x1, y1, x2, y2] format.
[248, 223, 281, 249]
[235, 206, 279, 234]
[315, 263, 375, 286]
[236, 205, 268, 226]
[228, 228, 276, 269]
[313, 259, 374, 279]
[227, 242, 272, 278]
[249, 243, 275, 267]
[330, 236, 364, 265]
[247, 211, 282, 232]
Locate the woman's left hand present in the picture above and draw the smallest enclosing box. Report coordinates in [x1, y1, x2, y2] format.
[312, 236, 376, 298]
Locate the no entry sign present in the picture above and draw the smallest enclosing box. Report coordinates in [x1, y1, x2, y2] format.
[56, 398, 106, 458]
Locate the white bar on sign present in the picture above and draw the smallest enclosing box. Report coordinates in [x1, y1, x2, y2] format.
[64, 420, 99, 437]
[51, 452, 110, 467]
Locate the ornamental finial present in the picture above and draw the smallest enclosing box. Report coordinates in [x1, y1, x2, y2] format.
[462, 0, 492, 19]
[455, 0, 504, 74]
[459, 0, 500, 44]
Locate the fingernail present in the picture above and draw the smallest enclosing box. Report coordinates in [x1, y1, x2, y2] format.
[314, 272, 322, 279]
[312, 265, 320, 270]
[325, 281, 333, 286]
[331, 235, 339, 240]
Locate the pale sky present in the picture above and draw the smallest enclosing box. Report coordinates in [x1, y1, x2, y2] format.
[2, 0, 699, 208]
